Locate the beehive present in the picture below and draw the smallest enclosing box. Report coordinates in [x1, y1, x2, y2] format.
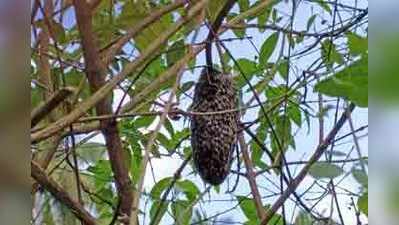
[190, 69, 238, 185]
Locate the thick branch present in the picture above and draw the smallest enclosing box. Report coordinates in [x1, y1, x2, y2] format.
[73, 0, 133, 220]
[31, 161, 97, 225]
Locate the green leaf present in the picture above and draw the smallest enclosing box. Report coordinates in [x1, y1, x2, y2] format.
[235, 58, 258, 76]
[228, 13, 246, 38]
[264, 205, 284, 225]
[251, 117, 269, 169]
[259, 32, 279, 67]
[150, 177, 173, 200]
[352, 168, 368, 188]
[315, 57, 368, 107]
[277, 59, 288, 80]
[171, 200, 192, 225]
[295, 211, 313, 225]
[214, 185, 220, 194]
[309, 162, 344, 179]
[257, 5, 274, 32]
[76, 142, 106, 163]
[130, 139, 143, 184]
[119, 1, 173, 51]
[271, 115, 292, 154]
[166, 40, 186, 67]
[358, 192, 368, 215]
[134, 116, 156, 128]
[31, 87, 42, 108]
[65, 69, 83, 87]
[87, 160, 113, 187]
[156, 132, 173, 153]
[234, 58, 260, 87]
[251, 140, 268, 170]
[307, 14, 317, 31]
[321, 40, 343, 67]
[347, 32, 368, 56]
[287, 104, 302, 126]
[176, 180, 200, 203]
[207, 0, 229, 22]
[164, 118, 175, 136]
[150, 200, 169, 225]
[238, 0, 250, 13]
[237, 196, 258, 221]
[52, 20, 67, 44]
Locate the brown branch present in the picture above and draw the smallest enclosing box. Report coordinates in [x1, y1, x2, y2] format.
[205, 0, 236, 69]
[31, 161, 97, 225]
[72, 0, 133, 221]
[89, 0, 102, 11]
[238, 132, 267, 220]
[31, 0, 66, 196]
[31, 87, 75, 128]
[260, 103, 355, 225]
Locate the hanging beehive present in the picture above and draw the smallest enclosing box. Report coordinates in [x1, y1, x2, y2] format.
[190, 68, 239, 185]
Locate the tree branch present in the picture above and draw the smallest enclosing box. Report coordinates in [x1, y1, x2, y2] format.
[238, 132, 267, 220]
[205, 0, 236, 69]
[259, 103, 355, 225]
[72, 0, 133, 220]
[31, 161, 97, 225]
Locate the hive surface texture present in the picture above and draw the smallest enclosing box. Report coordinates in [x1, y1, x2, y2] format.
[190, 69, 239, 185]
